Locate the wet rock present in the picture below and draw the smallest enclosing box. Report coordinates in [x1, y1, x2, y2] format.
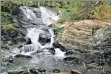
[63, 57, 76, 61]
[18, 45, 23, 49]
[65, 51, 75, 55]
[94, 26, 111, 45]
[12, 17, 18, 23]
[1, 26, 26, 50]
[15, 54, 32, 58]
[52, 69, 60, 73]
[64, 57, 81, 64]
[39, 30, 51, 45]
[8, 58, 13, 63]
[30, 68, 39, 74]
[38, 68, 46, 73]
[103, 48, 111, 65]
[12, 6, 44, 28]
[53, 42, 67, 52]
[1, 44, 10, 50]
[104, 49, 111, 58]
[26, 38, 32, 44]
[82, 53, 96, 64]
[39, 36, 50, 45]
[53, 72, 69, 74]
[97, 60, 105, 66]
[17, 36, 26, 42]
[49, 48, 55, 54]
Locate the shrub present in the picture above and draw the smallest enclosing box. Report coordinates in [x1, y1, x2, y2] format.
[55, 1, 111, 23]
[93, 2, 111, 19]
[1, 17, 15, 30]
[1, 12, 11, 17]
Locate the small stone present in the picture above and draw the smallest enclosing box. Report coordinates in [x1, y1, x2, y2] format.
[8, 59, 13, 63]
[52, 69, 60, 73]
[30, 69, 39, 74]
[63, 57, 76, 61]
[71, 70, 82, 74]
[8, 56, 14, 63]
[38, 68, 46, 73]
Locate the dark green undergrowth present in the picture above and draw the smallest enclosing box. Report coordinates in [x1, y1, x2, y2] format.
[54, 1, 111, 23]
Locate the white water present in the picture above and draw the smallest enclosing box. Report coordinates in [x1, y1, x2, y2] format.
[40, 6, 59, 26]
[26, 27, 55, 50]
[54, 48, 66, 59]
[19, 6, 37, 21]
[19, 6, 60, 56]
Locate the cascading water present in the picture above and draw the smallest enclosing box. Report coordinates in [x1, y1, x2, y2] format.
[18, 6, 64, 57]
[19, 6, 37, 21]
[2, 6, 88, 74]
[40, 6, 59, 26]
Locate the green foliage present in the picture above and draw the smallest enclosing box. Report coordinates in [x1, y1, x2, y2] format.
[1, 12, 11, 17]
[53, 24, 63, 39]
[1, 1, 111, 23]
[1, 17, 15, 30]
[54, 1, 111, 23]
[54, 1, 92, 23]
[93, 2, 111, 19]
[12, 1, 37, 6]
[1, 1, 17, 14]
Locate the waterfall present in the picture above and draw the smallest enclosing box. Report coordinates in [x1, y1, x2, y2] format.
[19, 6, 37, 21]
[18, 6, 59, 56]
[39, 6, 59, 26]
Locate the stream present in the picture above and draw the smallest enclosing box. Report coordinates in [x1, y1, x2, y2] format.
[1, 6, 111, 74]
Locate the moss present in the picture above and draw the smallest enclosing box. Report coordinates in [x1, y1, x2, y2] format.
[2, 24, 15, 30]
[1, 17, 15, 31]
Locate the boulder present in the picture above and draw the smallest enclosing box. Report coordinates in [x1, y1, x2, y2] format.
[58, 20, 111, 51]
